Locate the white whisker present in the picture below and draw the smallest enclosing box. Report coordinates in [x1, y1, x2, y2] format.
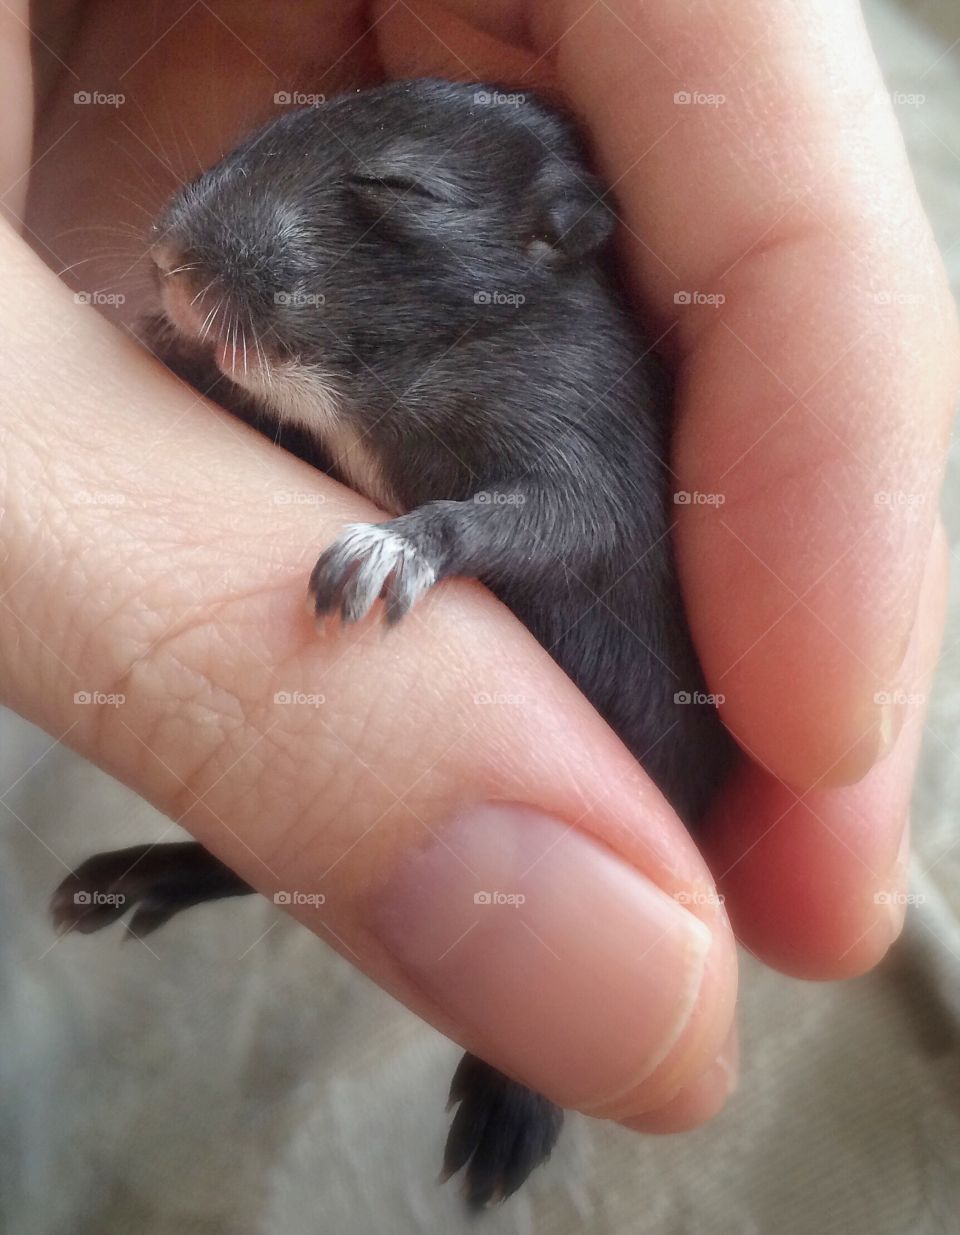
[190, 279, 215, 308]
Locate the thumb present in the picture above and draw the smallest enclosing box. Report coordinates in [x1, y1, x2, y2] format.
[0, 224, 736, 1124]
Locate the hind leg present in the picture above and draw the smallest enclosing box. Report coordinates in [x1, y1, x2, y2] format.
[443, 1052, 564, 1209]
[52, 845, 565, 1202]
[50, 842, 253, 938]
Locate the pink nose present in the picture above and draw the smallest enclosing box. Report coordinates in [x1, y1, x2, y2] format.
[151, 239, 186, 279]
[152, 242, 211, 339]
[161, 273, 208, 337]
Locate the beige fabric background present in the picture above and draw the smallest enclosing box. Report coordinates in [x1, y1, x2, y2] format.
[2, 1, 960, 1231]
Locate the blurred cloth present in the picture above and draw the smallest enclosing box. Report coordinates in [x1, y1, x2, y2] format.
[2, 1, 960, 1231]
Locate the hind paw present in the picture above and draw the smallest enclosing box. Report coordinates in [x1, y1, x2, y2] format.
[442, 1053, 563, 1209]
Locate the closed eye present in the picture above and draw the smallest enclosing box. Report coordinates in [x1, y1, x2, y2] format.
[347, 171, 471, 207]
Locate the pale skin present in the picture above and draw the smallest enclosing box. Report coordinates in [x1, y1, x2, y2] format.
[0, 0, 956, 1139]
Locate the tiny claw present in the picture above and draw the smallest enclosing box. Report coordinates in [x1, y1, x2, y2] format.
[306, 522, 437, 630]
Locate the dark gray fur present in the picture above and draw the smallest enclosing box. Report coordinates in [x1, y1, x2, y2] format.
[54, 80, 734, 1209]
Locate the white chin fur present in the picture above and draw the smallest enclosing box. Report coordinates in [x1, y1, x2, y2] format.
[232, 358, 399, 513]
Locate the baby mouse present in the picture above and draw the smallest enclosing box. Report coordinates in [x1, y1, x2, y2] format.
[51, 79, 735, 1209]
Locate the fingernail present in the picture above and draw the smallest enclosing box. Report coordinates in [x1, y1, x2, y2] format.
[622, 1021, 738, 1134]
[875, 689, 908, 762]
[375, 804, 713, 1110]
[876, 820, 911, 944]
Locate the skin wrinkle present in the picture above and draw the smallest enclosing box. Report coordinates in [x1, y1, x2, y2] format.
[670, 219, 851, 356]
[257, 758, 466, 913]
[47, 525, 267, 703]
[0, 416, 344, 809]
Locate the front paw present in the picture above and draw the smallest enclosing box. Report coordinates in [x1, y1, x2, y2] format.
[308, 522, 438, 625]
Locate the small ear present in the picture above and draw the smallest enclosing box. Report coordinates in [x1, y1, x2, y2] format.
[530, 159, 616, 262]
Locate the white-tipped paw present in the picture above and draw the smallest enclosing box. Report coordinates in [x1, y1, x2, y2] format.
[308, 523, 437, 625]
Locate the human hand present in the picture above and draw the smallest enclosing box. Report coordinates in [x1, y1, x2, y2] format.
[1, 0, 955, 1137]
